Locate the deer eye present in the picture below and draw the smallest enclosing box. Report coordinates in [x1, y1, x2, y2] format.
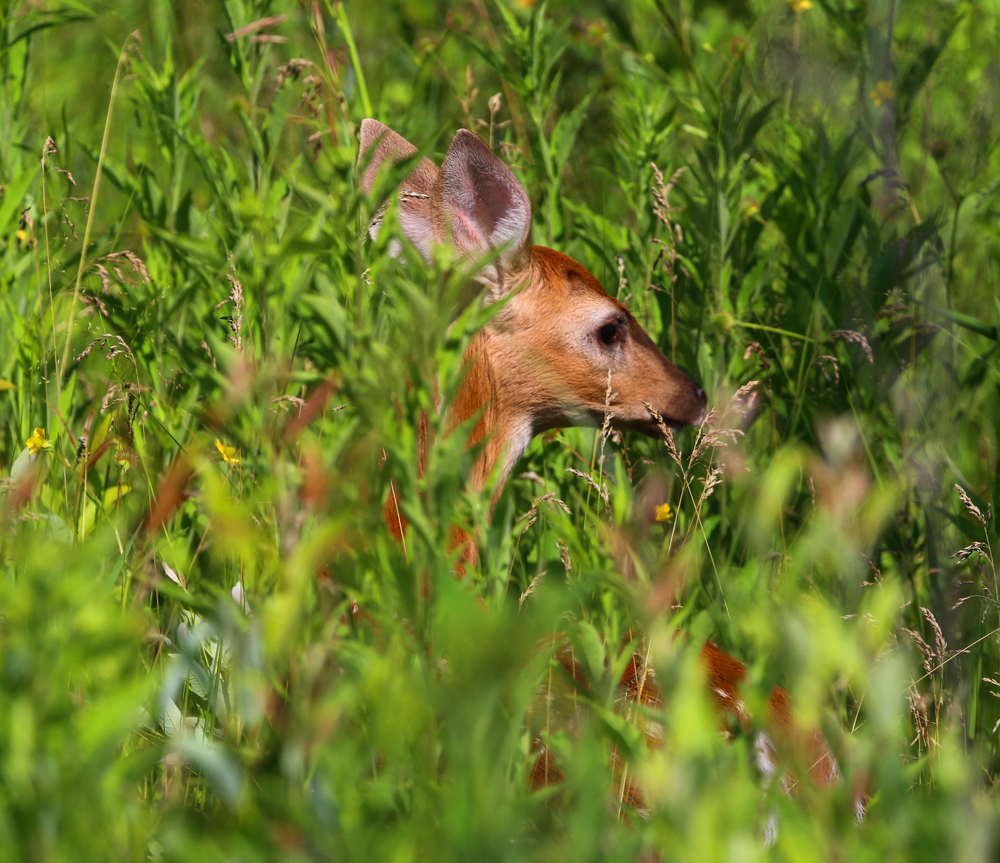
[598, 320, 623, 347]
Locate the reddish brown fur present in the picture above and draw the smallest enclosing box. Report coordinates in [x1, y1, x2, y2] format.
[445, 246, 707, 464]
[362, 121, 842, 812]
[384, 242, 706, 567]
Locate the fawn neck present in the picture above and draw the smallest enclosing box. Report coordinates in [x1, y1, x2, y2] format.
[449, 328, 532, 503]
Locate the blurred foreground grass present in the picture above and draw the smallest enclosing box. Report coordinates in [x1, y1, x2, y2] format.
[1, 0, 999, 859]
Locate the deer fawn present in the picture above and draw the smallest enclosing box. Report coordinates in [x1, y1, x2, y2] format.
[357, 119, 844, 814]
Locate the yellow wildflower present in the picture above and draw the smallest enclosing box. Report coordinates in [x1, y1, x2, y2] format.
[655, 503, 674, 522]
[869, 80, 895, 107]
[215, 439, 240, 465]
[26, 427, 53, 455]
[741, 199, 761, 221]
[789, 0, 813, 12]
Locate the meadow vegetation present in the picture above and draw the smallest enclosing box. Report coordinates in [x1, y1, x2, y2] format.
[1, 0, 999, 859]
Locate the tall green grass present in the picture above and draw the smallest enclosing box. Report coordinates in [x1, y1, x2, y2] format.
[1, 0, 998, 859]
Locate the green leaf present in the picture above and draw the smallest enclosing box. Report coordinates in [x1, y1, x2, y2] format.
[0, 166, 39, 233]
[551, 92, 593, 177]
[915, 300, 998, 341]
[895, 12, 962, 127]
[736, 98, 777, 158]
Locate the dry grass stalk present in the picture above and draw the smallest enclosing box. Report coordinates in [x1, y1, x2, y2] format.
[692, 425, 744, 461]
[566, 467, 611, 518]
[519, 572, 546, 608]
[557, 539, 573, 576]
[224, 14, 288, 42]
[601, 368, 616, 445]
[651, 163, 687, 229]
[830, 329, 874, 364]
[274, 58, 314, 91]
[861, 552, 882, 584]
[903, 609, 949, 678]
[75, 333, 138, 373]
[97, 250, 151, 285]
[642, 401, 682, 469]
[817, 355, 840, 384]
[616, 253, 629, 302]
[695, 466, 725, 510]
[906, 688, 935, 751]
[951, 542, 988, 564]
[955, 484, 986, 526]
[724, 380, 761, 419]
[221, 274, 244, 352]
[517, 492, 572, 537]
[921, 607, 948, 669]
[650, 163, 687, 355]
[743, 342, 770, 370]
[983, 677, 1000, 734]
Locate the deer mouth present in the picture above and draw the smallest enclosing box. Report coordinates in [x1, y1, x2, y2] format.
[623, 415, 692, 440]
[633, 389, 708, 437]
[592, 391, 706, 440]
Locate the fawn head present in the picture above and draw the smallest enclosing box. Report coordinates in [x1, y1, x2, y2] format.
[358, 120, 706, 458]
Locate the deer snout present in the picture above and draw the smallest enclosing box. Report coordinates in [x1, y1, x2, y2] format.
[676, 373, 708, 428]
[651, 366, 707, 431]
[632, 373, 706, 439]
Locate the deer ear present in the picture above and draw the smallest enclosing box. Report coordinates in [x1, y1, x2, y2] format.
[357, 119, 439, 261]
[432, 130, 532, 296]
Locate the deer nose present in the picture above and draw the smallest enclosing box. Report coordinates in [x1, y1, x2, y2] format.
[693, 383, 706, 403]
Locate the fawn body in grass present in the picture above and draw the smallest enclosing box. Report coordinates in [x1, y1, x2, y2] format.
[357, 119, 842, 809]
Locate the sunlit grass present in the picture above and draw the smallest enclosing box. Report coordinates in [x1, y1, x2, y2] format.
[1, 1, 998, 860]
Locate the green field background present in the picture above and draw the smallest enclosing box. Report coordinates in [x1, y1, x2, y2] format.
[1, 0, 999, 860]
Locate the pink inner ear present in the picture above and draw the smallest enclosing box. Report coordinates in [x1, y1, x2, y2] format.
[450, 153, 529, 255]
[437, 131, 531, 266]
[450, 205, 488, 253]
